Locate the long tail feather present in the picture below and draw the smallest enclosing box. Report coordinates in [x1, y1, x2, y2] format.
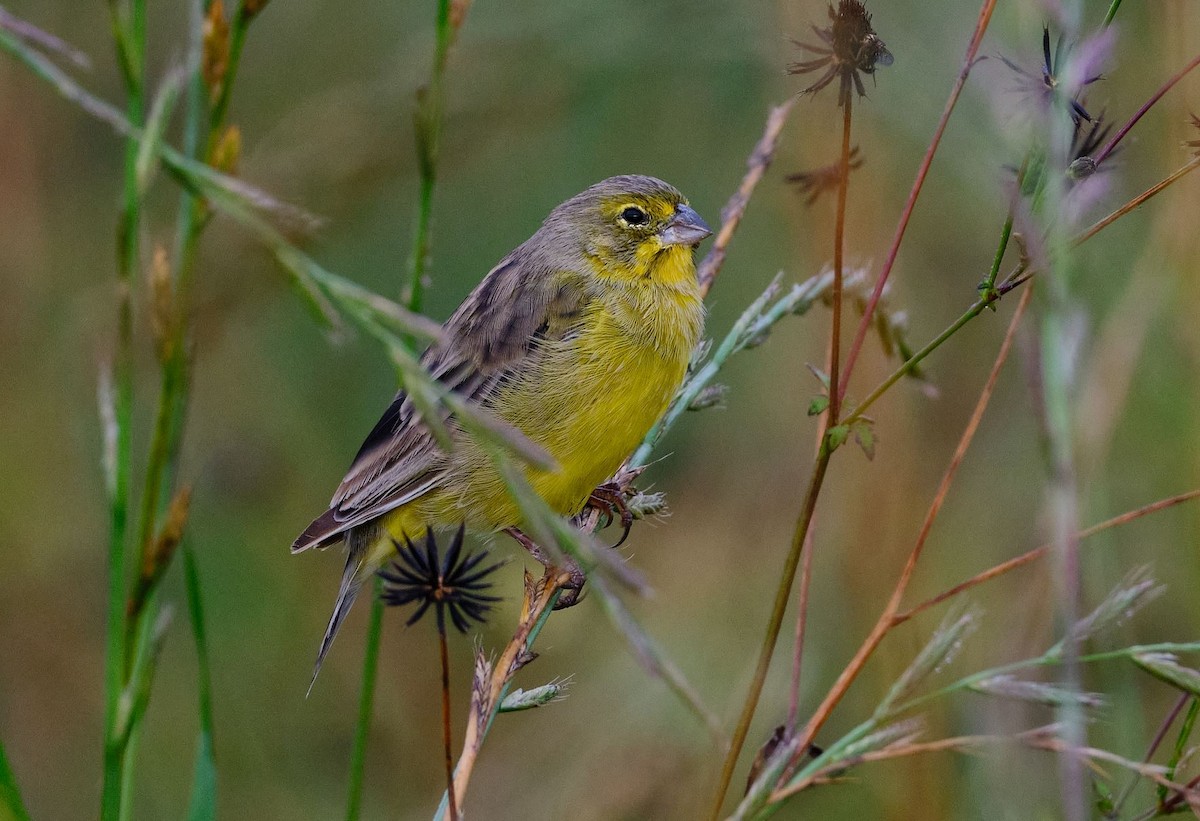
[307, 529, 376, 696]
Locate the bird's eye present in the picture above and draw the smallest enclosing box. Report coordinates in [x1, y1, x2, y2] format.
[620, 206, 648, 226]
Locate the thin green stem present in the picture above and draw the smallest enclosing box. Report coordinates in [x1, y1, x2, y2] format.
[404, 0, 454, 311]
[345, 582, 383, 821]
[1102, 0, 1124, 26]
[844, 295, 994, 425]
[101, 2, 145, 818]
[844, 150, 1200, 427]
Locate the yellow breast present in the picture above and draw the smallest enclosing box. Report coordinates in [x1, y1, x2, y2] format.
[405, 245, 704, 534]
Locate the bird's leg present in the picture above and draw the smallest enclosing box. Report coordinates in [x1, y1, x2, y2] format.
[502, 527, 587, 609]
[584, 481, 635, 547]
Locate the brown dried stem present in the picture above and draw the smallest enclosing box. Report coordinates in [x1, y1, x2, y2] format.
[448, 567, 572, 814]
[893, 487, 1200, 626]
[438, 626, 458, 821]
[1092, 52, 1200, 167]
[829, 96, 853, 424]
[781, 285, 1031, 781]
[837, 0, 997, 403]
[697, 97, 799, 298]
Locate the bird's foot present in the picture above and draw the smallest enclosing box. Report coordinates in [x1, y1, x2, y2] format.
[585, 481, 635, 547]
[502, 527, 587, 609]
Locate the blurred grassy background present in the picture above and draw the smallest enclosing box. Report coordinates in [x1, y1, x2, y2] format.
[1, 0, 1198, 818]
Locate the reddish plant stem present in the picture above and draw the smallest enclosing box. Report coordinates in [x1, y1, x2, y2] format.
[1112, 692, 1192, 815]
[828, 98, 853, 424]
[1075, 155, 1200, 245]
[837, 0, 998, 404]
[782, 285, 1031, 780]
[438, 624, 458, 821]
[1093, 52, 1200, 168]
[892, 487, 1200, 626]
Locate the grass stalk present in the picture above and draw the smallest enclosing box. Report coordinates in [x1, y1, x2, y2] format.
[344, 583, 383, 821]
[101, 2, 146, 817]
[349, 1, 471, 809]
[404, 0, 457, 311]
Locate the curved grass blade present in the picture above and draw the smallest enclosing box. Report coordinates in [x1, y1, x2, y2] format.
[0, 736, 31, 821]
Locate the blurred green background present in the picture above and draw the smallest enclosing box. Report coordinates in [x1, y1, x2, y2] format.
[1, 0, 1198, 818]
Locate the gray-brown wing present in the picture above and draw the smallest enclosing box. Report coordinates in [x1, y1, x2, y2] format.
[291, 247, 591, 553]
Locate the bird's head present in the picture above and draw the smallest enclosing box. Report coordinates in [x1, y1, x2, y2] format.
[546, 175, 712, 284]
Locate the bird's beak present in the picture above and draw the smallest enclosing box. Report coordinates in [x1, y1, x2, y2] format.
[659, 204, 713, 247]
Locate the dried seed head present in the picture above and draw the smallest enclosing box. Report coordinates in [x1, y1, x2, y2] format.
[498, 678, 570, 712]
[786, 147, 863, 206]
[999, 26, 1103, 126]
[875, 608, 978, 718]
[241, 0, 271, 20]
[1047, 566, 1164, 658]
[379, 525, 503, 633]
[971, 674, 1105, 709]
[147, 244, 174, 361]
[625, 490, 667, 520]
[202, 0, 230, 104]
[209, 124, 241, 176]
[688, 383, 730, 411]
[789, 0, 892, 107]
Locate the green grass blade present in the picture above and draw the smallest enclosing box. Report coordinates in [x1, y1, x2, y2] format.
[183, 543, 217, 821]
[345, 582, 384, 821]
[0, 737, 31, 821]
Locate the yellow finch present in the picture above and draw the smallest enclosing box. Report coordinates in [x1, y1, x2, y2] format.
[294, 175, 711, 681]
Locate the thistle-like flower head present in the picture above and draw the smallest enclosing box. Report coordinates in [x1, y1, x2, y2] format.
[379, 525, 502, 633]
[1000, 26, 1102, 125]
[789, 0, 892, 108]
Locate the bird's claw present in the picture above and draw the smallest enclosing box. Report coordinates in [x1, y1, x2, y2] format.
[586, 482, 635, 547]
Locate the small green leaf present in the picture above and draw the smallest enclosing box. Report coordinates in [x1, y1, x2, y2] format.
[827, 424, 850, 451]
[852, 420, 876, 460]
[1091, 777, 1114, 815]
[807, 395, 829, 417]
